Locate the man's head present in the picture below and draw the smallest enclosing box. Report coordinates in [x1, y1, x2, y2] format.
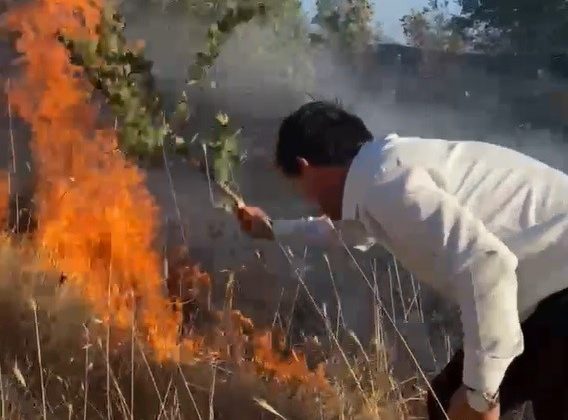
[275, 101, 372, 219]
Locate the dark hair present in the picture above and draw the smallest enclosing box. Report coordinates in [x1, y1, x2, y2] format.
[275, 101, 373, 176]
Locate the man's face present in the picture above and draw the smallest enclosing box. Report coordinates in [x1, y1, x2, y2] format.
[281, 158, 345, 219]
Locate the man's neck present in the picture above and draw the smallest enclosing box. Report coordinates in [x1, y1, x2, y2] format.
[317, 166, 350, 220]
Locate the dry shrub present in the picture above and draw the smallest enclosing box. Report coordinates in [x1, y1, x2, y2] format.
[0, 237, 416, 419]
[0, 238, 314, 418]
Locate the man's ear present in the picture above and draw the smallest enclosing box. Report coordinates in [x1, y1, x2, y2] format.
[296, 157, 310, 174]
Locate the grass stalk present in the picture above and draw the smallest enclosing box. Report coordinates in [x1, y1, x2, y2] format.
[31, 299, 47, 420]
[0, 364, 4, 420]
[83, 325, 90, 420]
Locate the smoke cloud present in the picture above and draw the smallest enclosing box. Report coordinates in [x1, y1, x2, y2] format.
[122, 4, 568, 173]
[120, 4, 568, 361]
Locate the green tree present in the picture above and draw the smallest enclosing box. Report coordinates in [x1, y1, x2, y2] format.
[401, 7, 465, 52]
[341, 0, 375, 53]
[313, 0, 377, 52]
[455, 0, 568, 53]
[400, 8, 431, 49]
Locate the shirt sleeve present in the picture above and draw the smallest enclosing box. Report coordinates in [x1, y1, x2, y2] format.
[271, 217, 375, 250]
[361, 166, 523, 394]
[271, 216, 337, 247]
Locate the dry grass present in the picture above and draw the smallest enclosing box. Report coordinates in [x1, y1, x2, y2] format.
[0, 0, 426, 415]
[0, 234, 421, 420]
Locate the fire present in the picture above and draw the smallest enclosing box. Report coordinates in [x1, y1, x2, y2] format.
[3, 0, 328, 389]
[5, 0, 180, 359]
[168, 248, 329, 388]
[253, 332, 328, 388]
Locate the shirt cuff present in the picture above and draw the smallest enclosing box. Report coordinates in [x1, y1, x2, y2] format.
[271, 217, 336, 246]
[462, 350, 516, 395]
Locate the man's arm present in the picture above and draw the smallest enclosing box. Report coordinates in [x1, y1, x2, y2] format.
[271, 217, 337, 246]
[236, 207, 374, 249]
[236, 206, 337, 246]
[362, 166, 523, 395]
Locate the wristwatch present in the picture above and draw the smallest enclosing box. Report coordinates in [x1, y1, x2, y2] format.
[465, 387, 500, 412]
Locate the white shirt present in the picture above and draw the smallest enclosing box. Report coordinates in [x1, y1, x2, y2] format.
[272, 134, 568, 394]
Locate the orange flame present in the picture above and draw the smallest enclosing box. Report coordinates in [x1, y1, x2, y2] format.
[253, 332, 329, 388]
[4, 0, 328, 389]
[5, 0, 179, 359]
[169, 255, 329, 388]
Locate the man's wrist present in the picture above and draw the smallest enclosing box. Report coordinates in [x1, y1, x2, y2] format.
[462, 348, 513, 397]
[465, 386, 500, 412]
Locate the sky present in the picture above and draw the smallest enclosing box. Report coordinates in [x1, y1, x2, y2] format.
[301, 0, 459, 43]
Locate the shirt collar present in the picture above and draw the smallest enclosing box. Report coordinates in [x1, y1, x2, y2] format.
[341, 133, 398, 220]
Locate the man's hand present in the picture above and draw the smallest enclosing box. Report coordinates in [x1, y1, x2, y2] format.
[448, 386, 500, 420]
[235, 206, 274, 240]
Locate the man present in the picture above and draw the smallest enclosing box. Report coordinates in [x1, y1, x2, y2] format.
[236, 101, 568, 419]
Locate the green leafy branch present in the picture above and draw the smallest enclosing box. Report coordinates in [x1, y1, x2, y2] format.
[312, 0, 376, 52]
[188, 1, 268, 83]
[61, 8, 169, 163]
[185, 2, 275, 191]
[61, 1, 303, 198]
[61, 3, 246, 186]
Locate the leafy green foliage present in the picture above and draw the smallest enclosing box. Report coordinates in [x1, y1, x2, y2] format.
[63, 0, 302, 188]
[62, 8, 168, 162]
[208, 112, 241, 188]
[61, 0, 367, 192]
[313, 0, 376, 52]
[341, 0, 375, 52]
[182, 2, 271, 189]
[400, 9, 431, 48]
[455, 0, 568, 53]
[400, 8, 465, 52]
[62, 2, 251, 182]
[185, 0, 307, 189]
[186, 1, 306, 83]
[187, 2, 268, 83]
